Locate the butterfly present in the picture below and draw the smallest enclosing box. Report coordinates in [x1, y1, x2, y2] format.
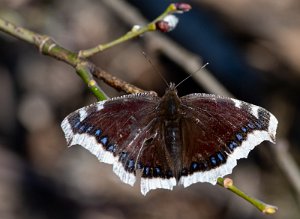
[61, 83, 277, 195]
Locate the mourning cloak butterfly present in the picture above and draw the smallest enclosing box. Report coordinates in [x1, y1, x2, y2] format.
[61, 83, 277, 195]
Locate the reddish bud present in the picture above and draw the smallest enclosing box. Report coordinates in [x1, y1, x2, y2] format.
[156, 15, 179, 32]
[156, 21, 170, 32]
[174, 3, 192, 12]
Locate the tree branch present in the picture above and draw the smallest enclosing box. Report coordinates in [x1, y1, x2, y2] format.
[0, 18, 144, 100]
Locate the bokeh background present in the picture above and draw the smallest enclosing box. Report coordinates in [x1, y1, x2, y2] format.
[0, 0, 300, 218]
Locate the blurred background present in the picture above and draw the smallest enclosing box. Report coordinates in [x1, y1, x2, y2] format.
[0, 0, 300, 218]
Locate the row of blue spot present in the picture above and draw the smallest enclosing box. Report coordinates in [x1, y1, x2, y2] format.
[209, 152, 226, 166]
[146, 123, 261, 178]
[119, 151, 141, 173]
[74, 120, 144, 175]
[74, 121, 120, 156]
[142, 166, 174, 179]
[227, 122, 258, 152]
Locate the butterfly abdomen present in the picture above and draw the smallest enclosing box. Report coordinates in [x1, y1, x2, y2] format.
[164, 119, 183, 180]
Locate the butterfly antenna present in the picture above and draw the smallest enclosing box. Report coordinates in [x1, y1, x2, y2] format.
[141, 51, 169, 87]
[175, 62, 209, 89]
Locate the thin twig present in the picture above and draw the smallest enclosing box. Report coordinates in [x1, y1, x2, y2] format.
[78, 3, 190, 58]
[218, 178, 278, 214]
[102, 0, 232, 96]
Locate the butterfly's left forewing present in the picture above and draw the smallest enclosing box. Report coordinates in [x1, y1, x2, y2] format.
[61, 93, 160, 185]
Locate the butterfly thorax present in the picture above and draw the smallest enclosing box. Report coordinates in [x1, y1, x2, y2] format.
[158, 85, 181, 120]
[158, 86, 183, 179]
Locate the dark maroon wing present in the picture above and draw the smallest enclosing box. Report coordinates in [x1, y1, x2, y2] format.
[178, 93, 277, 187]
[61, 93, 176, 195]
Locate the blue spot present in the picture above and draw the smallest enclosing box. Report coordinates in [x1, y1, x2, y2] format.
[100, 136, 108, 145]
[74, 121, 81, 129]
[241, 127, 247, 133]
[95, 129, 102, 136]
[190, 162, 199, 171]
[255, 121, 262, 129]
[247, 122, 255, 129]
[217, 152, 224, 162]
[127, 159, 135, 171]
[236, 133, 243, 141]
[228, 141, 238, 151]
[137, 162, 143, 169]
[86, 126, 93, 133]
[153, 167, 161, 177]
[210, 156, 217, 166]
[106, 144, 116, 152]
[143, 166, 151, 177]
[79, 125, 86, 132]
[119, 152, 127, 162]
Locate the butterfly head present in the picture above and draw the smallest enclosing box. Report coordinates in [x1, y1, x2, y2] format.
[163, 82, 179, 99]
[167, 82, 177, 93]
